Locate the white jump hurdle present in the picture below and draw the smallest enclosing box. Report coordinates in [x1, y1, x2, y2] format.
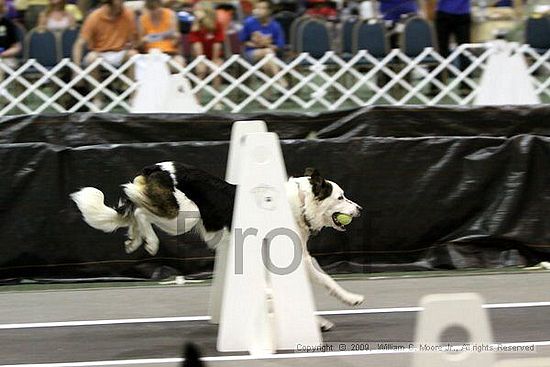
[208, 120, 267, 325]
[413, 293, 495, 367]
[210, 121, 322, 354]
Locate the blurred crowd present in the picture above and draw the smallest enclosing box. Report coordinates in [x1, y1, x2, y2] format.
[0, 0, 546, 106]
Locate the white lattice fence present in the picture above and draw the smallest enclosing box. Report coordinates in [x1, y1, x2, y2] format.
[0, 42, 548, 115]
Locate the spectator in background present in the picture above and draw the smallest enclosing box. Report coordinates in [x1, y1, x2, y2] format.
[72, 0, 138, 106]
[189, 1, 223, 89]
[5, 0, 20, 21]
[422, 0, 471, 58]
[138, 0, 183, 64]
[37, 0, 76, 31]
[240, 0, 285, 84]
[379, 0, 418, 22]
[0, 0, 21, 71]
[306, 0, 338, 20]
[422, 0, 471, 93]
[378, 0, 418, 48]
[215, 3, 234, 32]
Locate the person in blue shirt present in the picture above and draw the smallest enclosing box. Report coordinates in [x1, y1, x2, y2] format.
[239, 0, 285, 82]
[379, 0, 418, 22]
[422, 0, 471, 58]
[422, 0, 471, 93]
[378, 0, 419, 48]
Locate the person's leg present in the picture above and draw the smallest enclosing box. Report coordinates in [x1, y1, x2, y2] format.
[434, 11, 453, 93]
[251, 48, 287, 89]
[454, 13, 472, 93]
[252, 48, 279, 77]
[435, 11, 453, 58]
[170, 54, 186, 71]
[82, 51, 103, 108]
[213, 57, 223, 90]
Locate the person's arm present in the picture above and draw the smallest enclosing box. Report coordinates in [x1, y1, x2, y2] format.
[137, 15, 147, 47]
[168, 9, 181, 47]
[239, 19, 258, 48]
[126, 8, 138, 49]
[189, 27, 205, 57]
[72, 36, 87, 65]
[191, 41, 204, 57]
[212, 22, 223, 61]
[211, 42, 222, 61]
[1, 41, 21, 58]
[2, 21, 21, 58]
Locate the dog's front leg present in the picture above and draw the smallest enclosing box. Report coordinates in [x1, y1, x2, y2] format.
[304, 255, 364, 306]
[134, 208, 160, 256]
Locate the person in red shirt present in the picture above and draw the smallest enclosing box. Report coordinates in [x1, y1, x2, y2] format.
[189, 1, 224, 88]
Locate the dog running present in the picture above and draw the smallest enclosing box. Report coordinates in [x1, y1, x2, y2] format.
[71, 162, 364, 330]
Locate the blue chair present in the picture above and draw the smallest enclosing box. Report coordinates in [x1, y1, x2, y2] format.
[24, 28, 59, 68]
[14, 22, 25, 60]
[60, 27, 79, 59]
[401, 17, 436, 58]
[353, 20, 388, 58]
[273, 10, 298, 47]
[296, 19, 331, 59]
[525, 17, 550, 53]
[288, 15, 311, 53]
[341, 17, 357, 59]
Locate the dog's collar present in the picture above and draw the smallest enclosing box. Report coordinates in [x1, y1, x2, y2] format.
[295, 181, 318, 236]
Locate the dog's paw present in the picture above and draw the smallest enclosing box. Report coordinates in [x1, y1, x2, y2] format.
[145, 237, 159, 256]
[124, 237, 143, 253]
[342, 293, 365, 307]
[318, 316, 334, 332]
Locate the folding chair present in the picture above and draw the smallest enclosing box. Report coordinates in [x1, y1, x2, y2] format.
[525, 16, 550, 54]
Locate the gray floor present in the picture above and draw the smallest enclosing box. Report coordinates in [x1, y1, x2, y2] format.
[1, 271, 550, 367]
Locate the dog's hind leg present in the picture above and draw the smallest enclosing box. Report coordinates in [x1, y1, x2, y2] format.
[304, 255, 364, 306]
[134, 208, 160, 256]
[124, 218, 143, 253]
[317, 316, 335, 332]
[195, 222, 228, 251]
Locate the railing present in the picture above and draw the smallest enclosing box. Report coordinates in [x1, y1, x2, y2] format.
[0, 42, 548, 116]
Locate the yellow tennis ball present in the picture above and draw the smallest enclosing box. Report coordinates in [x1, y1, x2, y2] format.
[336, 213, 352, 226]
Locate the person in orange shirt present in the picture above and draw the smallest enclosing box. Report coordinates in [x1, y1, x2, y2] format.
[73, 0, 137, 67]
[72, 0, 138, 107]
[138, 0, 184, 65]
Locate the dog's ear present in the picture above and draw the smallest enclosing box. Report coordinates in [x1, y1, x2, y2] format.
[142, 165, 160, 177]
[305, 167, 333, 200]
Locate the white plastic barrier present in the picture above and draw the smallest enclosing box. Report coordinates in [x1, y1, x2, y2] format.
[413, 293, 495, 367]
[216, 127, 321, 354]
[1, 43, 548, 115]
[209, 120, 267, 325]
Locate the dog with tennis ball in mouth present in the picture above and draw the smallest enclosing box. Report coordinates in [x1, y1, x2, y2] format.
[71, 164, 364, 331]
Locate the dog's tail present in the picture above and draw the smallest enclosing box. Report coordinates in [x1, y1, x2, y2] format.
[182, 343, 204, 367]
[70, 187, 133, 233]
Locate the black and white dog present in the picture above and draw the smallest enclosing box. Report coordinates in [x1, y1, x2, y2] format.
[71, 162, 364, 329]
